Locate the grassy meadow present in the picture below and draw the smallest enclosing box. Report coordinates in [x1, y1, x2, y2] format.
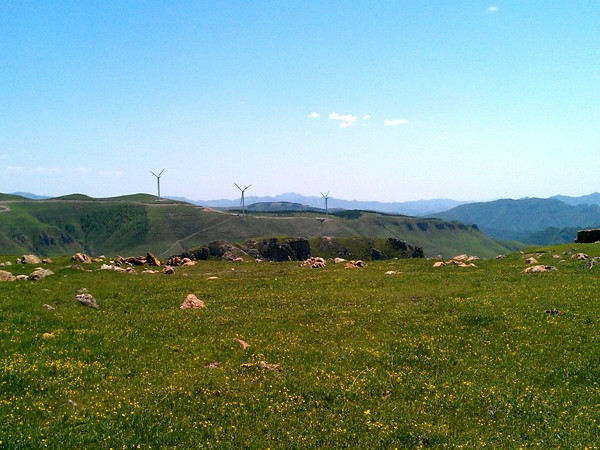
[1, 244, 600, 448]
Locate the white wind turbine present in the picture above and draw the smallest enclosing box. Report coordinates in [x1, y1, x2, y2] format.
[235, 183, 252, 215]
[150, 169, 165, 200]
[321, 190, 330, 215]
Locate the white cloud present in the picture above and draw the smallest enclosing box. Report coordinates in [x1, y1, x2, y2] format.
[308, 112, 320, 119]
[5, 165, 25, 174]
[339, 122, 353, 128]
[0, 154, 7, 160]
[362, 115, 371, 120]
[384, 119, 408, 126]
[32, 167, 62, 175]
[329, 112, 358, 122]
[73, 167, 92, 174]
[487, 6, 498, 13]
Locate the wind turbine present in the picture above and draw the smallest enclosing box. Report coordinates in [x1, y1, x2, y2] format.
[235, 183, 252, 215]
[150, 169, 165, 200]
[321, 190, 330, 215]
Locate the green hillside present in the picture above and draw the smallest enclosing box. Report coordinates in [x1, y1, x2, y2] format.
[435, 198, 600, 242]
[0, 196, 517, 258]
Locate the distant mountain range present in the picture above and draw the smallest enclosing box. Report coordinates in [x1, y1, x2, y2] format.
[168, 193, 471, 216]
[434, 195, 600, 244]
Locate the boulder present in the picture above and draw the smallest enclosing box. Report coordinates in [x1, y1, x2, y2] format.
[180, 294, 206, 309]
[524, 265, 557, 274]
[584, 257, 600, 270]
[76, 288, 98, 308]
[28, 268, 54, 281]
[0, 270, 15, 282]
[19, 254, 42, 265]
[525, 257, 538, 264]
[258, 237, 311, 262]
[72, 253, 92, 264]
[146, 252, 161, 266]
[575, 229, 600, 243]
[571, 253, 589, 261]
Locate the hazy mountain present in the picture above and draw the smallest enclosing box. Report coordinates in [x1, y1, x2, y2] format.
[550, 192, 600, 206]
[171, 193, 471, 216]
[10, 192, 51, 200]
[434, 197, 600, 242]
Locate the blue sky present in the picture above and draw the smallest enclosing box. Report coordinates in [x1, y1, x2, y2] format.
[1, 1, 598, 202]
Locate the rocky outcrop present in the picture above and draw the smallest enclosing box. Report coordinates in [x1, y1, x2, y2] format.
[258, 238, 311, 262]
[575, 229, 600, 243]
[18, 255, 42, 265]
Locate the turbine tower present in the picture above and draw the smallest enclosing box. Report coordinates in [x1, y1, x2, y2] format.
[150, 169, 165, 200]
[321, 191, 330, 215]
[235, 183, 252, 215]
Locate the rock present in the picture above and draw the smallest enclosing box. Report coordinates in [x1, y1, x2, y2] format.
[163, 266, 175, 275]
[205, 361, 220, 369]
[301, 257, 326, 268]
[19, 254, 42, 264]
[495, 255, 507, 259]
[180, 294, 206, 309]
[42, 258, 53, 264]
[76, 288, 98, 308]
[146, 252, 161, 266]
[72, 253, 92, 264]
[233, 338, 250, 349]
[41, 333, 54, 339]
[258, 237, 311, 262]
[584, 257, 600, 270]
[334, 257, 347, 264]
[571, 253, 589, 261]
[385, 270, 401, 275]
[241, 361, 282, 372]
[0, 270, 16, 282]
[43, 304, 55, 311]
[432, 261, 445, 267]
[28, 268, 54, 281]
[524, 265, 557, 274]
[16, 275, 28, 281]
[575, 229, 600, 243]
[525, 257, 538, 264]
[345, 260, 366, 269]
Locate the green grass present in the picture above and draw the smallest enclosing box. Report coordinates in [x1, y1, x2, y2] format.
[1, 243, 599, 448]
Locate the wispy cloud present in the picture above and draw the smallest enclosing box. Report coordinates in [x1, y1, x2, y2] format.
[32, 167, 62, 175]
[384, 119, 408, 126]
[329, 112, 358, 122]
[0, 154, 7, 160]
[486, 6, 498, 13]
[308, 112, 320, 119]
[362, 115, 371, 120]
[339, 122, 353, 128]
[73, 167, 92, 174]
[5, 165, 26, 174]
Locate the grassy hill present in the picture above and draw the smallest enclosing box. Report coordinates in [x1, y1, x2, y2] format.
[2, 243, 600, 447]
[435, 197, 600, 242]
[0, 195, 518, 258]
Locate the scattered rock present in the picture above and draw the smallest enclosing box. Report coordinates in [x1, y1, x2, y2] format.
[16, 275, 28, 281]
[76, 288, 98, 308]
[163, 266, 175, 275]
[301, 257, 326, 268]
[72, 253, 92, 264]
[241, 361, 282, 372]
[41, 333, 54, 339]
[524, 265, 557, 274]
[432, 261, 445, 268]
[43, 303, 55, 311]
[571, 253, 589, 261]
[206, 276, 219, 280]
[180, 294, 206, 309]
[233, 338, 250, 349]
[584, 257, 600, 270]
[385, 270, 401, 275]
[28, 268, 54, 281]
[334, 257, 347, 264]
[142, 269, 158, 274]
[19, 254, 42, 265]
[525, 257, 538, 264]
[42, 258, 53, 264]
[146, 252, 161, 266]
[545, 308, 561, 315]
[345, 260, 366, 269]
[495, 254, 507, 259]
[205, 361, 220, 369]
[231, 257, 244, 263]
[0, 270, 16, 282]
